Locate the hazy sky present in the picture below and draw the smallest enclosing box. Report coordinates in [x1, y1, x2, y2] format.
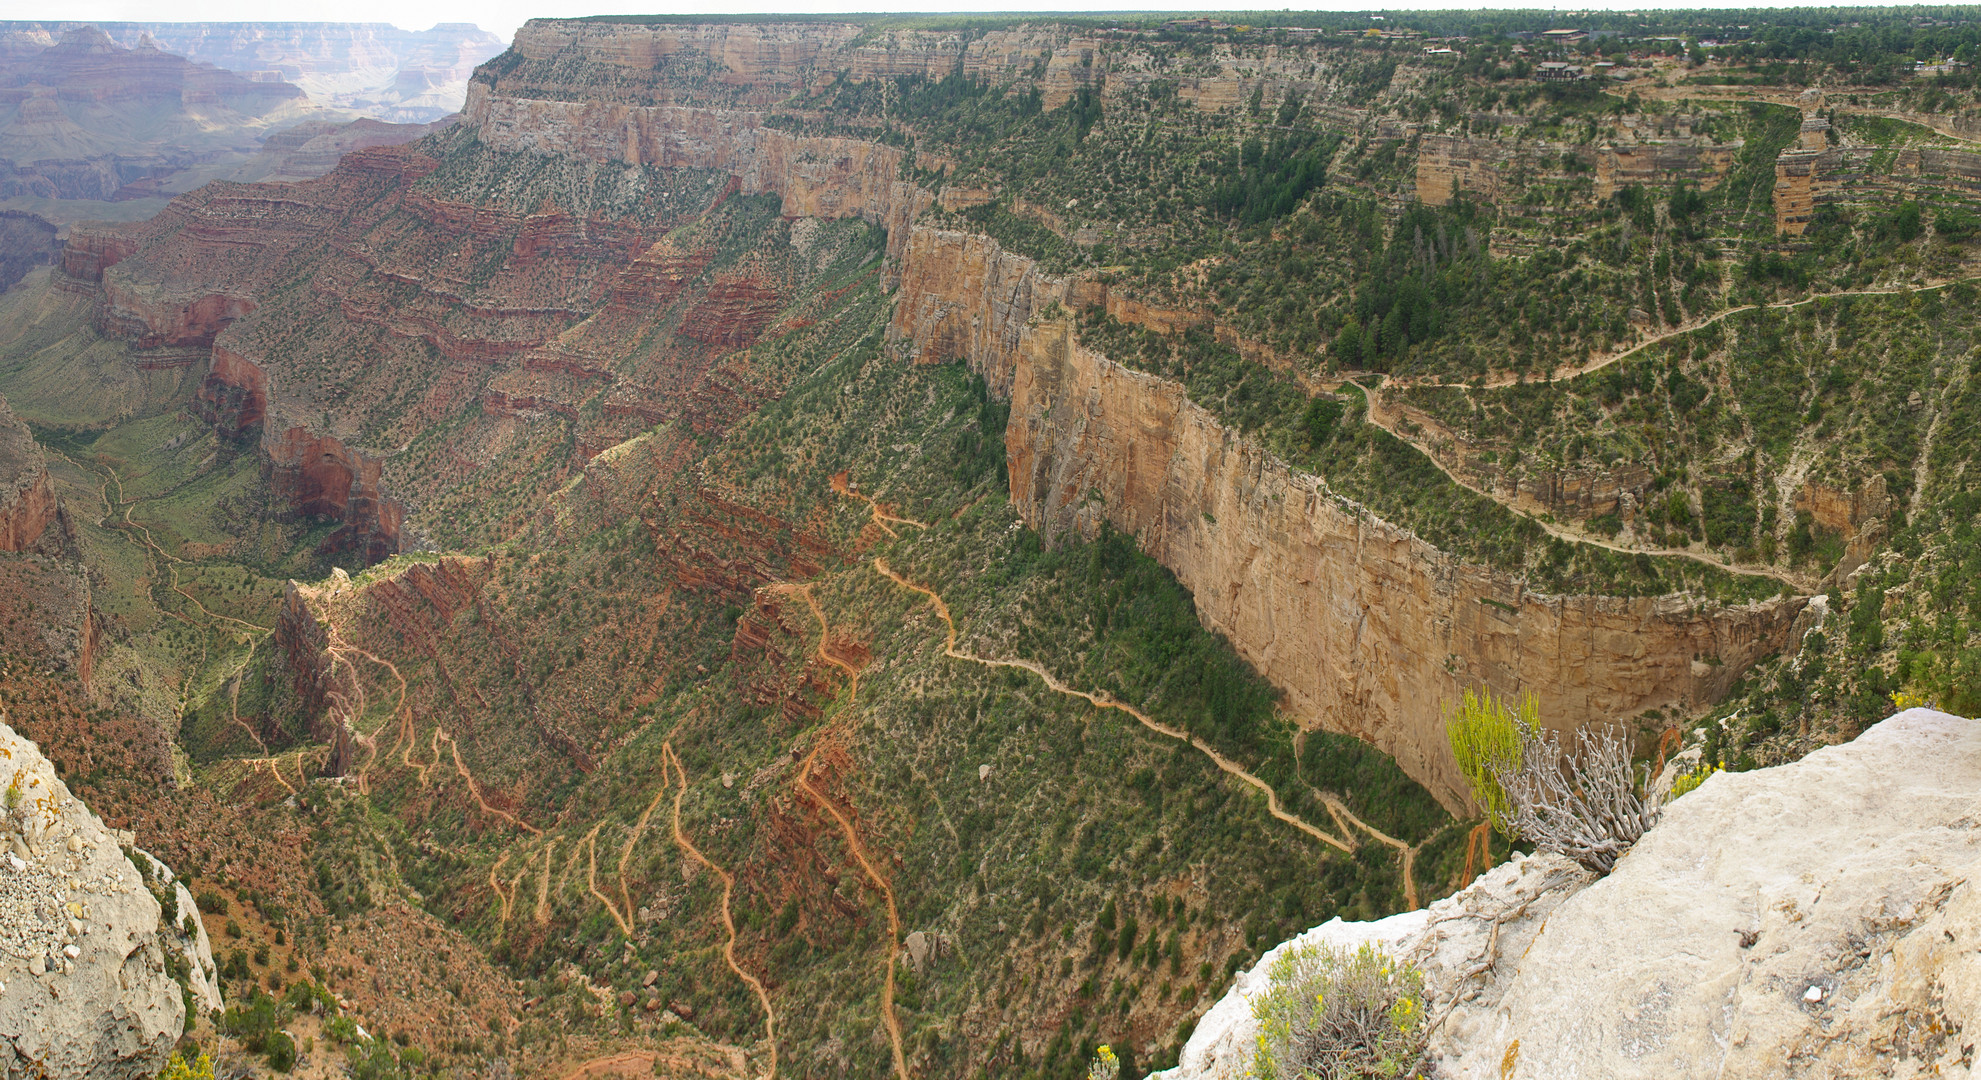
[0, 0, 1864, 49]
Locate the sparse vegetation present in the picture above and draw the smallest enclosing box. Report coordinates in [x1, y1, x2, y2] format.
[1250, 942, 1428, 1080]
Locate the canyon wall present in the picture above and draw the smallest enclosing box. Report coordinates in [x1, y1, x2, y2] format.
[1418, 127, 1737, 208]
[1773, 120, 1981, 236]
[462, 83, 934, 263]
[891, 226, 1809, 812]
[0, 396, 56, 552]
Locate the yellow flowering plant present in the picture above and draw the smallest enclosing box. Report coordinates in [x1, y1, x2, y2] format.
[1250, 942, 1428, 1079]
[1087, 1044, 1121, 1080]
[158, 1052, 214, 1080]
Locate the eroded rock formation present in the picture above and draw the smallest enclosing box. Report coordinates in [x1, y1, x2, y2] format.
[0, 396, 55, 553]
[0, 720, 216, 1080]
[891, 226, 1808, 812]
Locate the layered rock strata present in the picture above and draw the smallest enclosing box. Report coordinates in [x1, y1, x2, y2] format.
[891, 226, 1808, 812]
[1774, 128, 1981, 236]
[461, 83, 935, 264]
[0, 395, 55, 553]
[1165, 707, 1981, 1079]
[0, 720, 215, 1080]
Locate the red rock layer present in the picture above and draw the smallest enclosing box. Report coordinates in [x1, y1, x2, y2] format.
[0, 397, 57, 552]
[677, 275, 782, 349]
[266, 427, 407, 563]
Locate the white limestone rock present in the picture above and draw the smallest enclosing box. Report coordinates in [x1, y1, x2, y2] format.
[1159, 708, 1981, 1080]
[0, 720, 217, 1080]
[1155, 850, 1591, 1080]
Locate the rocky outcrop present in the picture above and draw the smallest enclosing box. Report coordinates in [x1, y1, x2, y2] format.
[891, 225, 1808, 811]
[0, 719, 215, 1080]
[265, 427, 405, 562]
[1774, 118, 1981, 236]
[462, 83, 935, 263]
[273, 574, 354, 776]
[1165, 707, 1981, 1079]
[0, 396, 55, 553]
[1417, 122, 1738, 207]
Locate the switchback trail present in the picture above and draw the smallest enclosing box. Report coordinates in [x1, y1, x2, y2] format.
[830, 472, 927, 538]
[665, 741, 779, 1080]
[777, 582, 910, 1080]
[871, 557, 1423, 910]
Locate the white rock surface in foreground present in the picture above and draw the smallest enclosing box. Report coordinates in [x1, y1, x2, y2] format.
[0, 720, 216, 1079]
[1163, 708, 1981, 1080]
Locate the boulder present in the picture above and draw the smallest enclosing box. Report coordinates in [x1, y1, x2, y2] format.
[0, 720, 216, 1080]
[1161, 709, 1981, 1080]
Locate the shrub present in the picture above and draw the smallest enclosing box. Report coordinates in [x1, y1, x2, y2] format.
[1495, 722, 1661, 874]
[1086, 1045, 1120, 1080]
[1668, 761, 1721, 800]
[1444, 688, 1531, 839]
[158, 1051, 214, 1080]
[1250, 942, 1427, 1080]
[1450, 690, 1664, 873]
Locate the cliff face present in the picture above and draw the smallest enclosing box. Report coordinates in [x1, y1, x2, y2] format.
[891, 227, 1808, 811]
[0, 720, 216, 1080]
[1773, 137, 1981, 236]
[461, 82, 934, 263]
[265, 427, 407, 563]
[0, 395, 55, 553]
[1417, 120, 1738, 207]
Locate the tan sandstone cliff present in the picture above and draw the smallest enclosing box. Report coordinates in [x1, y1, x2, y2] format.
[890, 226, 1808, 812]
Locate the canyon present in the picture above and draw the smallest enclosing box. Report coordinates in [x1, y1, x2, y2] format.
[888, 225, 1809, 810]
[47, 20, 1822, 811]
[2, 20, 503, 124]
[0, 13, 1973, 1079]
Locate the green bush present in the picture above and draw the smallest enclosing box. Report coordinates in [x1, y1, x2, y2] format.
[1250, 942, 1427, 1080]
[1445, 688, 1531, 838]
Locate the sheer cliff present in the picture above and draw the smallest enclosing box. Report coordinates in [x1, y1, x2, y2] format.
[0, 12, 1974, 1080]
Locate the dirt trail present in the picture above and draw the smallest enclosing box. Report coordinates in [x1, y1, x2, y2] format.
[777, 584, 910, 1080]
[1396, 275, 1981, 392]
[665, 741, 778, 1080]
[830, 472, 927, 538]
[1351, 379, 1814, 592]
[535, 841, 557, 925]
[768, 584, 864, 695]
[438, 729, 541, 834]
[871, 557, 1423, 909]
[581, 771, 671, 937]
[489, 851, 517, 924]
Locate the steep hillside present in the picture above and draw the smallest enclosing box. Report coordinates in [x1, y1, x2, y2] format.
[0, 10, 1974, 1079]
